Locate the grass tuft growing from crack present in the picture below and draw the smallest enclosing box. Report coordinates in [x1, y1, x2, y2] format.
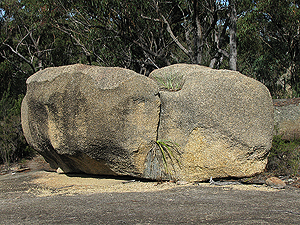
[155, 139, 182, 176]
[152, 73, 184, 91]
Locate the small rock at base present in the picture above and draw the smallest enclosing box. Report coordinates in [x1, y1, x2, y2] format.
[56, 167, 64, 174]
[176, 181, 189, 185]
[266, 177, 286, 189]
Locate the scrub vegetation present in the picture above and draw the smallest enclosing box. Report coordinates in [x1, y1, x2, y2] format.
[0, 0, 299, 175]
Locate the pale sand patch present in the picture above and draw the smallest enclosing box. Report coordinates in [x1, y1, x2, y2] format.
[28, 171, 179, 197]
[28, 171, 279, 197]
[199, 183, 279, 192]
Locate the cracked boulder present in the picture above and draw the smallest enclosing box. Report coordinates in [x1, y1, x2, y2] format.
[22, 64, 274, 181]
[21, 64, 160, 177]
[149, 64, 274, 181]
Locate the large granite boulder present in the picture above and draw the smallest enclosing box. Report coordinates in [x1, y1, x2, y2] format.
[21, 64, 160, 176]
[149, 64, 274, 181]
[22, 64, 274, 181]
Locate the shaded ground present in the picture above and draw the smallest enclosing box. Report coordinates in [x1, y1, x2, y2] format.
[1, 155, 300, 224]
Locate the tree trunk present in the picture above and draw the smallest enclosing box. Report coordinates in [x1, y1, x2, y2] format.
[193, 0, 202, 64]
[229, 0, 237, 71]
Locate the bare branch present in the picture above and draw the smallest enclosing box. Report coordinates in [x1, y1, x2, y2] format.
[3, 43, 36, 73]
[141, 14, 161, 22]
[178, 5, 193, 53]
[145, 55, 160, 69]
[152, 1, 190, 56]
[219, 49, 229, 58]
[0, 51, 28, 75]
[15, 29, 32, 52]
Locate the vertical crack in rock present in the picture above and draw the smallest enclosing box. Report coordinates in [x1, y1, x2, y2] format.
[143, 91, 168, 180]
[155, 92, 162, 142]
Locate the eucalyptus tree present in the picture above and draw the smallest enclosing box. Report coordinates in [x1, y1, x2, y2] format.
[0, 0, 81, 78]
[49, 0, 175, 74]
[1, 0, 51, 74]
[49, 0, 239, 74]
[237, 0, 300, 97]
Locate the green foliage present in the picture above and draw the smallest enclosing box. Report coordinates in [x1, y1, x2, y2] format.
[152, 73, 184, 91]
[155, 139, 181, 177]
[0, 0, 298, 98]
[1, 0, 300, 172]
[267, 135, 300, 177]
[0, 89, 32, 167]
[237, 0, 300, 98]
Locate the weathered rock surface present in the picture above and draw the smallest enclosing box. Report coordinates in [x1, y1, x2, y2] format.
[149, 64, 274, 181]
[21, 64, 160, 177]
[273, 98, 300, 140]
[22, 63, 274, 182]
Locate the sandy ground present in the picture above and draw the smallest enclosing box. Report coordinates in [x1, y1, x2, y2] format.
[28, 171, 183, 196]
[1, 155, 297, 198]
[36, 171, 281, 196]
[27, 170, 280, 198]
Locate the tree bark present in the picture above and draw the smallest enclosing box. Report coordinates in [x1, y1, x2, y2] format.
[193, 0, 202, 64]
[229, 0, 237, 71]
